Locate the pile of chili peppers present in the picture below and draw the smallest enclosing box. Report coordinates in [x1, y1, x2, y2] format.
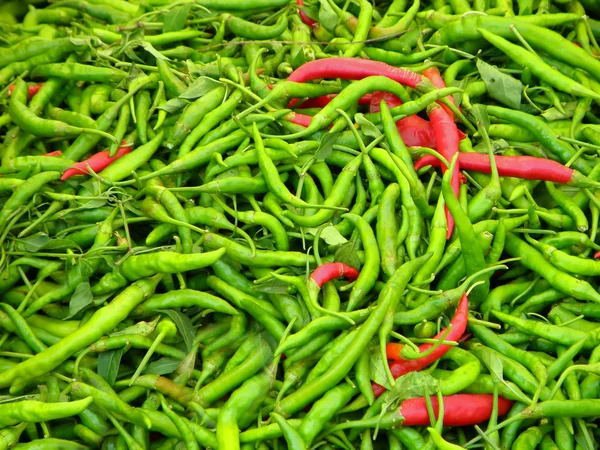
[2, 0, 600, 449]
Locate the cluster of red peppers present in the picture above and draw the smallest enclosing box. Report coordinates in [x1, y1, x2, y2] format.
[307, 262, 514, 427]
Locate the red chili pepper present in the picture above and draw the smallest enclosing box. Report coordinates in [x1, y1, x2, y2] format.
[423, 67, 455, 120]
[458, 333, 472, 343]
[373, 294, 468, 398]
[429, 104, 460, 239]
[369, 92, 465, 149]
[61, 145, 132, 181]
[8, 83, 44, 100]
[398, 394, 513, 426]
[288, 112, 314, 128]
[41, 150, 63, 157]
[308, 262, 360, 288]
[287, 58, 426, 89]
[396, 115, 438, 148]
[369, 92, 439, 149]
[368, 91, 403, 112]
[413, 153, 581, 185]
[297, 0, 317, 27]
[594, 251, 600, 259]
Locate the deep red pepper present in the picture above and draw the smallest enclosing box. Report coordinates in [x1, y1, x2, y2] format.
[594, 251, 600, 259]
[396, 115, 438, 148]
[423, 67, 456, 120]
[374, 294, 468, 398]
[309, 262, 360, 288]
[429, 104, 460, 239]
[386, 294, 468, 361]
[287, 112, 314, 127]
[287, 58, 426, 90]
[398, 394, 513, 426]
[368, 91, 403, 112]
[413, 153, 592, 186]
[369, 92, 464, 148]
[8, 83, 44, 100]
[297, 0, 317, 27]
[61, 145, 132, 181]
[370, 92, 439, 149]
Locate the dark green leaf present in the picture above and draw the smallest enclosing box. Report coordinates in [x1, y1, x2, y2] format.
[470, 104, 490, 131]
[306, 226, 348, 246]
[101, 256, 119, 272]
[382, 371, 438, 414]
[541, 102, 577, 121]
[175, 347, 198, 379]
[355, 113, 382, 139]
[163, 3, 192, 33]
[251, 279, 291, 294]
[472, 138, 509, 154]
[478, 350, 504, 383]
[144, 357, 183, 375]
[39, 239, 80, 251]
[158, 309, 195, 352]
[70, 38, 89, 47]
[477, 59, 522, 110]
[180, 77, 220, 100]
[334, 240, 361, 270]
[124, 46, 145, 65]
[318, 0, 339, 32]
[111, 318, 159, 337]
[369, 346, 392, 390]
[315, 131, 339, 161]
[256, 237, 276, 251]
[139, 41, 169, 61]
[78, 198, 107, 209]
[68, 282, 93, 318]
[159, 97, 188, 113]
[98, 348, 124, 386]
[17, 233, 51, 252]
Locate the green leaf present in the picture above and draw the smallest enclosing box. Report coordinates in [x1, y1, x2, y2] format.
[306, 226, 348, 246]
[355, 113, 382, 139]
[315, 131, 339, 161]
[318, 0, 339, 32]
[162, 3, 192, 33]
[144, 357, 183, 375]
[470, 104, 490, 132]
[473, 138, 509, 154]
[478, 350, 504, 383]
[175, 347, 198, 380]
[78, 198, 107, 209]
[369, 345, 392, 390]
[256, 237, 276, 251]
[541, 101, 577, 121]
[70, 38, 89, 47]
[334, 239, 361, 270]
[124, 46, 145, 65]
[110, 318, 159, 337]
[98, 348, 124, 386]
[39, 239, 80, 252]
[139, 41, 169, 61]
[251, 279, 291, 294]
[382, 371, 439, 414]
[67, 282, 93, 318]
[158, 309, 195, 352]
[476, 59, 522, 110]
[159, 97, 188, 113]
[17, 233, 51, 252]
[101, 255, 119, 272]
[180, 77, 220, 100]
